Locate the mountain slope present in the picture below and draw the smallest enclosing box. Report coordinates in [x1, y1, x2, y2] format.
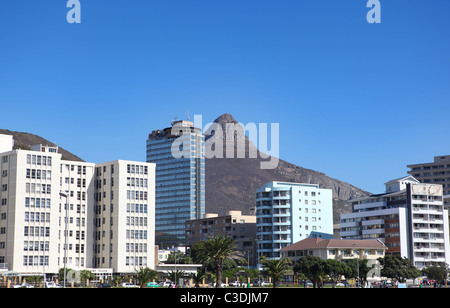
[204, 114, 370, 223]
[0, 129, 84, 162]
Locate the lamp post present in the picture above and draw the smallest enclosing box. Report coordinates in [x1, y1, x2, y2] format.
[353, 243, 359, 288]
[59, 191, 69, 288]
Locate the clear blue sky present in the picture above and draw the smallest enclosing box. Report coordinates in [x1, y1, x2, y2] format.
[1, 0, 449, 193]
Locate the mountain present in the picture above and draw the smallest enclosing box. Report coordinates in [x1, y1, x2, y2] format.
[0, 129, 84, 162]
[1, 117, 369, 224]
[204, 114, 370, 223]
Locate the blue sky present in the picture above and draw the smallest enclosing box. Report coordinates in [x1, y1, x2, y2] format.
[0, 0, 449, 193]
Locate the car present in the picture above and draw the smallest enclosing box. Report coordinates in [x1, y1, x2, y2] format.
[97, 283, 112, 288]
[213, 282, 228, 288]
[147, 282, 159, 288]
[122, 282, 139, 288]
[160, 281, 173, 287]
[13, 282, 34, 288]
[253, 281, 272, 287]
[44, 281, 62, 288]
[229, 281, 241, 287]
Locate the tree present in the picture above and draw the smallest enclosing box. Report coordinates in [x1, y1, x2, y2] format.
[167, 250, 193, 264]
[193, 235, 244, 288]
[260, 257, 292, 288]
[296, 272, 308, 288]
[112, 275, 123, 287]
[378, 255, 420, 282]
[293, 255, 326, 288]
[79, 270, 95, 282]
[422, 262, 449, 285]
[324, 259, 351, 288]
[343, 258, 372, 286]
[134, 267, 158, 288]
[190, 268, 207, 288]
[167, 270, 186, 286]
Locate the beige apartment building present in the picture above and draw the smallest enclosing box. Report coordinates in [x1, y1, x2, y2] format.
[185, 211, 257, 267]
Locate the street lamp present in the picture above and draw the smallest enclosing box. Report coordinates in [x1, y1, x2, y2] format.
[352, 243, 359, 288]
[59, 191, 69, 288]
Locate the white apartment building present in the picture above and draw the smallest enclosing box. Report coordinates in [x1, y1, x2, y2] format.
[1, 141, 62, 274]
[93, 160, 155, 274]
[59, 159, 96, 271]
[340, 176, 450, 269]
[0, 134, 156, 276]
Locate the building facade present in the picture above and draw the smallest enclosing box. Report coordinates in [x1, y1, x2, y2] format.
[280, 237, 387, 264]
[340, 176, 450, 269]
[255, 181, 333, 263]
[1, 144, 62, 274]
[185, 211, 257, 267]
[93, 160, 155, 274]
[407, 155, 450, 208]
[0, 135, 156, 276]
[147, 120, 205, 246]
[59, 158, 96, 271]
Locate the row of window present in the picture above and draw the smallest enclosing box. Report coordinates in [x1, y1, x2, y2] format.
[126, 243, 148, 253]
[26, 169, 52, 180]
[62, 164, 88, 175]
[126, 203, 149, 214]
[23, 256, 49, 266]
[127, 177, 148, 187]
[126, 216, 148, 227]
[25, 197, 51, 208]
[125, 256, 148, 267]
[127, 164, 148, 175]
[26, 154, 53, 166]
[24, 226, 50, 237]
[126, 230, 148, 240]
[23, 241, 50, 251]
[24, 212, 50, 223]
[126, 190, 148, 201]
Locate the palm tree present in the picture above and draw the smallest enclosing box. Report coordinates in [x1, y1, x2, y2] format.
[260, 257, 292, 288]
[134, 267, 158, 288]
[190, 269, 207, 288]
[194, 235, 244, 288]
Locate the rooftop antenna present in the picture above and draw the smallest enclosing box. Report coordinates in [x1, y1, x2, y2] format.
[187, 109, 190, 121]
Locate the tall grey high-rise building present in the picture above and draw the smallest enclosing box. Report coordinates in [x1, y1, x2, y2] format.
[147, 120, 205, 246]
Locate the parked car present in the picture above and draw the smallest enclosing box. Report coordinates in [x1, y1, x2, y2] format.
[13, 282, 34, 288]
[147, 282, 159, 288]
[253, 281, 272, 287]
[160, 281, 173, 287]
[213, 282, 228, 288]
[229, 281, 241, 287]
[44, 281, 62, 288]
[122, 282, 139, 288]
[97, 283, 112, 288]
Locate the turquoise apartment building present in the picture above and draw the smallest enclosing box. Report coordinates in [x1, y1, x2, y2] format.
[256, 181, 333, 262]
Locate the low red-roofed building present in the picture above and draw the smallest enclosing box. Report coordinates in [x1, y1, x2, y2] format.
[280, 238, 387, 264]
